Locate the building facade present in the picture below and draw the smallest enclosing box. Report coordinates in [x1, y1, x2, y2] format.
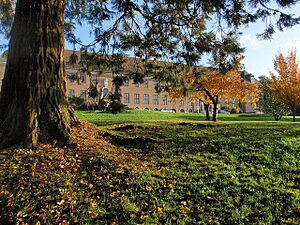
[0, 50, 257, 113]
[0, 58, 5, 92]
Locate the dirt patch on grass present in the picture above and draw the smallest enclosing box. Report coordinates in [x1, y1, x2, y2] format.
[103, 132, 158, 153]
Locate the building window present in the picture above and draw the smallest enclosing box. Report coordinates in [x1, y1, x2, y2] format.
[144, 79, 149, 88]
[162, 95, 168, 105]
[80, 90, 86, 100]
[134, 82, 139, 87]
[134, 94, 140, 104]
[124, 79, 129, 86]
[144, 94, 149, 104]
[69, 89, 75, 97]
[179, 100, 184, 106]
[153, 95, 159, 105]
[69, 74, 76, 83]
[153, 80, 158, 87]
[80, 74, 86, 83]
[124, 93, 130, 104]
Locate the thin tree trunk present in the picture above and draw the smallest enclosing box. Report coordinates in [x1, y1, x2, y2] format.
[293, 108, 296, 122]
[212, 103, 217, 122]
[212, 97, 219, 122]
[0, 0, 71, 148]
[204, 103, 210, 121]
[274, 113, 282, 121]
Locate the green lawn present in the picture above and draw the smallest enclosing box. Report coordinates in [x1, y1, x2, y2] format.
[75, 110, 300, 224]
[1, 110, 300, 224]
[76, 109, 299, 125]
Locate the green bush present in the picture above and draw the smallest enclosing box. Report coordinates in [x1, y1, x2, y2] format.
[230, 106, 238, 114]
[111, 100, 125, 114]
[221, 105, 232, 112]
[68, 96, 86, 110]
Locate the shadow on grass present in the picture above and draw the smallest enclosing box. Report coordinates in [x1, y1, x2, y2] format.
[99, 122, 300, 224]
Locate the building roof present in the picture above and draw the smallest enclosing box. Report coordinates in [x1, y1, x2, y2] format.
[0, 50, 257, 82]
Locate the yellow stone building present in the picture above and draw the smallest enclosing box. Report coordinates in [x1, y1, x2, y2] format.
[0, 50, 257, 113]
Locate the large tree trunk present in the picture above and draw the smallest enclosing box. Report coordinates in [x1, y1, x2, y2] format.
[0, 0, 71, 148]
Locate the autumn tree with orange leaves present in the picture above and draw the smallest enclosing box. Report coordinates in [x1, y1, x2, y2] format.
[269, 50, 300, 122]
[199, 70, 258, 121]
[169, 80, 212, 120]
[169, 69, 259, 121]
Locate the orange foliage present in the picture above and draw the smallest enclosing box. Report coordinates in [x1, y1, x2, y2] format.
[269, 50, 300, 119]
[169, 69, 258, 105]
[0, 0, 14, 15]
[197, 69, 258, 104]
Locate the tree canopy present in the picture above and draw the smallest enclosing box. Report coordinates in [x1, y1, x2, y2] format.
[269, 50, 300, 121]
[257, 76, 291, 121]
[1, 0, 300, 54]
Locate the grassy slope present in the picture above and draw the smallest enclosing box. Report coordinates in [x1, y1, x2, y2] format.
[1, 110, 300, 224]
[76, 110, 300, 224]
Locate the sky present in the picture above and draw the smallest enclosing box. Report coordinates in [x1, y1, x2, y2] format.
[1, 2, 300, 78]
[237, 3, 300, 78]
[66, 2, 300, 78]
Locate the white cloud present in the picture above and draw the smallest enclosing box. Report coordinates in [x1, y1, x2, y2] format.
[239, 34, 267, 48]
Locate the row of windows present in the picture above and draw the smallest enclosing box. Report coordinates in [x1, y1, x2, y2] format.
[69, 89, 86, 99]
[69, 75, 156, 89]
[69, 74, 87, 84]
[124, 79, 157, 88]
[69, 75, 109, 87]
[124, 93, 168, 105]
[69, 89, 199, 107]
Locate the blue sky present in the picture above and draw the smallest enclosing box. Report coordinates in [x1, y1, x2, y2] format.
[67, 3, 300, 78]
[237, 3, 300, 78]
[1, 3, 299, 78]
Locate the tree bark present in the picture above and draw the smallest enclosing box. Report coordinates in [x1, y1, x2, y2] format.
[212, 103, 217, 122]
[212, 97, 219, 122]
[274, 113, 282, 121]
[204, 103, 210, 121]
[0, 0, 71, 148]
[293, 108, 296, 122]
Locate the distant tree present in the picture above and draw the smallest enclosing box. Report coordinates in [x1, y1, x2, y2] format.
[78, 52, 126, 113]
[0, 49, 8, 57]
[257, 76, 291, 121]
[198, 69, 258, 121]
[196, 93, 212, 121]
[169, 78, 212, 121]
[68, 96, 85, 110]
[109, 54, 126, 103]
[169, 67, 259, 122]
[269, 50, 300, 122]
